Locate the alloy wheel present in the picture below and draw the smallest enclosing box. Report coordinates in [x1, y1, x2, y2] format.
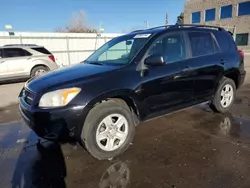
[220, 84, 234, 108]
[96, 114, 129, 152]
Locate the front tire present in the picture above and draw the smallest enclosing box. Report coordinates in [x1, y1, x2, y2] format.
[210, 77, 236, 113]
[81, 100, 136, 160]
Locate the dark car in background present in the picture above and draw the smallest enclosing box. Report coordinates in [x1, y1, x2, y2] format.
[19, 24, 246, 160]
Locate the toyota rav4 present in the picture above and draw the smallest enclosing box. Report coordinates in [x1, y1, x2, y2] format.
[19, 25, 246, 160]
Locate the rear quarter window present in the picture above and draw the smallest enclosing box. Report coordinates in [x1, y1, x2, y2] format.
[213, 31, 236, 52]
[32, 47, 51, 55]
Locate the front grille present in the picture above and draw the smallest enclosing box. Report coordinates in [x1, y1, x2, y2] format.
[19, 105, 32, 123]
[22, 88, 35, 105]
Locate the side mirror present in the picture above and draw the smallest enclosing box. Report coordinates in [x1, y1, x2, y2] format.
[126, 40, 132, 45]
[121, 54, 129, 58]
[144, 55, 164, 66]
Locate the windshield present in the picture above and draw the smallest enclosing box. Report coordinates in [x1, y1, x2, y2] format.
[85, 34, 151, 65]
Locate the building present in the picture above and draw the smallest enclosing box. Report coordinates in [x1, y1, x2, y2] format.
[184, 0, 250, 51]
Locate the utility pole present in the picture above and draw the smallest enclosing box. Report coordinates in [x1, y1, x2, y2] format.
[95, 21, 104, 50]
[145, 21, 149, 29]
[165, 12, 169, 25]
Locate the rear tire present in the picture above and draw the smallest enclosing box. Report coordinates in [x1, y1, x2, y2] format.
[210, 77, 236, 113]
[81, 100, 136, 160]
[31, 66, 49, 78]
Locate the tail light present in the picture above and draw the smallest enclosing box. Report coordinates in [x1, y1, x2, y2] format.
[48, 55, 55, 62]
[237, 50, 244, 59]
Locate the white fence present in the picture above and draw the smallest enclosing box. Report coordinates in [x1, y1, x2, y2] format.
[0, 31, 122, 66]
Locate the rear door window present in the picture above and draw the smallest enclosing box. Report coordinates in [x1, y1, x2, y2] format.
[31, 47, 51, 54]
[3, 48, 31, 58]
[188, 32, 218, 57]
[0, 49, 2, 58]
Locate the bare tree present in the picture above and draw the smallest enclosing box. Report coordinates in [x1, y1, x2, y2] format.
[56, 10, 97, 33]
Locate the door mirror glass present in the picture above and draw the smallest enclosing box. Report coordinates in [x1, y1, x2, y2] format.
[144, 55, 164, 66]
[126, 40, 133, 45]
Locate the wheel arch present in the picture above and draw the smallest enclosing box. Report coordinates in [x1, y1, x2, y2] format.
[212, 68, 240, 100]
[222, 68, 240, 89]
[76, 89, 144, 141]
[30, 64, 49, 76]
[25, 58, 50, 73]
[86, 89, 143, 120]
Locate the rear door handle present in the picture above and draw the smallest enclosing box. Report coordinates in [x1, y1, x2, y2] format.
[220, 59, 226, 65]
[182, 66, 191, 72]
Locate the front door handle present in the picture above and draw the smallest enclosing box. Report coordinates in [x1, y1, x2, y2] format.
[0, 61, 5, 63]
[174, 66, 192, 79]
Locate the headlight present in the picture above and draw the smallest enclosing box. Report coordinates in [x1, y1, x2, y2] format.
[39, 87, 81, 108]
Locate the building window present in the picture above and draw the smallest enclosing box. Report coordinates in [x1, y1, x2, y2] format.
[220, 5, 233, 19]
[238, 1, 250, 16]
[192, 11, 201, 23]
[235, 33, 249, 46]
[205, 8, 216, 21]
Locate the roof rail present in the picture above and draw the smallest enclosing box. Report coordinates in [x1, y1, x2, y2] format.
[130, 29, 146, 33]
[174, 24, 225, 31]
[3, 44, 38, 47]
[147, 25, 172, 30]
[146, 24, 225, 31]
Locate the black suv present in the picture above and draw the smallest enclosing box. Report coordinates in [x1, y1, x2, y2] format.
[19, 24, 246, 160]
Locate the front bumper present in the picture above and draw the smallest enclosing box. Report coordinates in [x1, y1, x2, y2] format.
[19, 97, 86, 141]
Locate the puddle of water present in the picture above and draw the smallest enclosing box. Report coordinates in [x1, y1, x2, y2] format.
[230, 116, 250, 139]
[192, 111, 250, 144]
[0, 122, 38, 150]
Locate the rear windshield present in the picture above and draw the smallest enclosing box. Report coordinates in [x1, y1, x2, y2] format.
[32, 47, 51, 54]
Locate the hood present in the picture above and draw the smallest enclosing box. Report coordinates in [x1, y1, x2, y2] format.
[27, 63, 120, 92]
